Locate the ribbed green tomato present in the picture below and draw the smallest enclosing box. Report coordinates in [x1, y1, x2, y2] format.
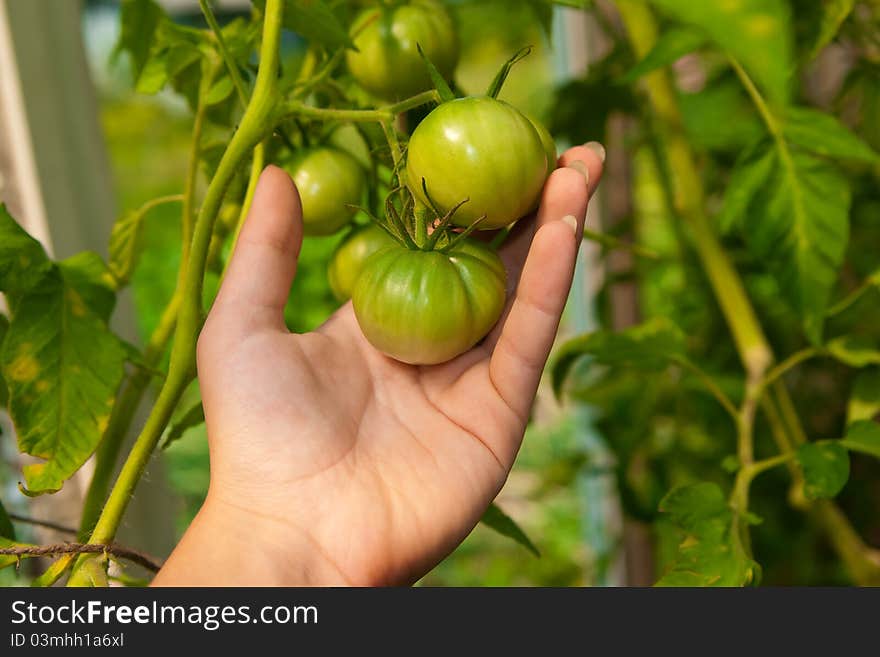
[346, 0, 458, 102]
[406, 97, 549, 230]
[528, 115, 558, 176]
[327, 224, 396, 302]
[284, 148, 365, 236]
[352, 239, 506, 365]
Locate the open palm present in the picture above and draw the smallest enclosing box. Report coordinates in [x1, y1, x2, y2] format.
[155, 144, 603, 586]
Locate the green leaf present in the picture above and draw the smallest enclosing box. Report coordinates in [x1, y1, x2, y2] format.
[204, 75, 235, 106]
[0, 314, 8, 408]
[109, 210, 149, 288]
[809, 0, 855, 59]
[552, 318, 685, 398]
[784, 107, 879, 164]
[826, 335, 880, 368]
[114, 0, 165, 83]
[480, 503, 540, 557]
[655, 483, 760, 587]
[58, 253, 118, 322]
[624, 28, 707, 82]
[161, 402, 205, 450]
[796, 441, 850, 500]
[0, 498, 14, 540]
[2, 269, 127, 495]
[840, 420, 880, 459]
[649, 0, 792, 106]
[847, 368, 880, 425]
[486, 47, 533, 99]
[717, 138, 776, 234]
[280, 0, 353, 50]
[0, 204, 52, 299]
[418, 44, 456, 103]
[722, 141, 850, 343]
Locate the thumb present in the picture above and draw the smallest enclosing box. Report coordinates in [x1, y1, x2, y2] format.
[206, 165, 303, 339]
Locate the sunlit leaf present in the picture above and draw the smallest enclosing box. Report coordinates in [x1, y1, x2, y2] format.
[655, 482, 760, 587]
[2, 266, 127, 495]
[0, 204, 52, 300]
[796, 441, 850, 500]
[480, 503, 540, 557]
[649, 0, 792, 106]
[840, 420, 880, 459]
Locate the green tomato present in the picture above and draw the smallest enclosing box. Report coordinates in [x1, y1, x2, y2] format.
[406, 97, 549, 230]
[346, 0, 458, 102]
[327, 224, 396, 302]
[284, 148, 366, 236]
[528, 115, 557, 175]
[352, 239, 506, 365]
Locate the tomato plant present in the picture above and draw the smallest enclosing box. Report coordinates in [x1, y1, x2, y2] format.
[1, 0, 879, 589]
[407, 97, 549, 229]
[346, 0, 458, 101]
[283, 147, 366, 236]
[353, 237, 506, 364]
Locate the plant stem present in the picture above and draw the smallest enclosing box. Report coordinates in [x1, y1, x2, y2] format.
[760, 347, 820, 393]
[77, 291, 181, 537]
[1, 543, 162, 573]
[67, 0, 285, 586]
[76, 70, 213, 538]
[282, 90, 440, 125]
[200, 0, 250, 108]
[731, 452, 796, 513]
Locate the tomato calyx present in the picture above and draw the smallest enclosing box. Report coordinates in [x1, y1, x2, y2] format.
[350, 160, 487, 256]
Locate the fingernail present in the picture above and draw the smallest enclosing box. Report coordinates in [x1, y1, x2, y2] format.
[567, 160, 590, 187]
[561, 214, 578, 234]
[585, 141, 606, 163]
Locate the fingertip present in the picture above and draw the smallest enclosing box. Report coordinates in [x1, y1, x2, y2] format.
[536, 167, 589, 237]
[558, 144, 604, 195]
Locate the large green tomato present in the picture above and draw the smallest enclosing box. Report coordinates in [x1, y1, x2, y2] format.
[284, 148, 366, 236]
[327, 224, 396, 302]
[528, 115, 558, 176]
[346, 0, 458, 102]
[352, 239, 506, 365]
[406, 97, 549, 230]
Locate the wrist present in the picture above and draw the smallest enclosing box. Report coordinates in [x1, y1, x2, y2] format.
[152, 491, 353, 586]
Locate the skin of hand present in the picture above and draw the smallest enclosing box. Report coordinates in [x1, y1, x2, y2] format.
[153, 143, 605, 586]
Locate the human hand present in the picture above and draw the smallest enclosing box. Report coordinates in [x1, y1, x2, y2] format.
[153, 142, 604, 586]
